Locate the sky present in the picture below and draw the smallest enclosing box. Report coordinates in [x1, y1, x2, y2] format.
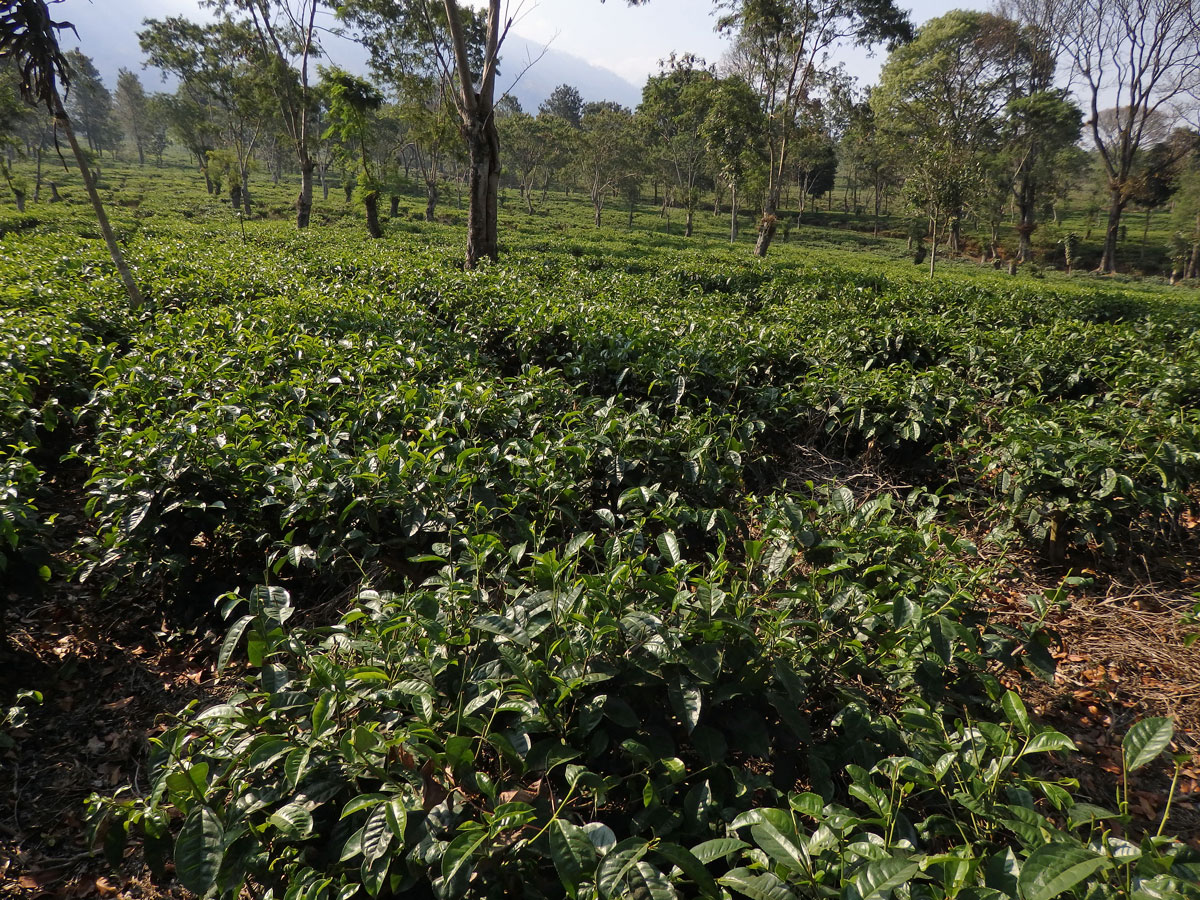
[61, 0, 983, 98]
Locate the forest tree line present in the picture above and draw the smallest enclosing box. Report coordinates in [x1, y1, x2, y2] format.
[1, 0, 1199, 279]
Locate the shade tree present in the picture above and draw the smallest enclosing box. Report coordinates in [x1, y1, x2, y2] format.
[873, 11, 1039, 255]
[717, 0, 912, 258]
[702, 74, 766, 242]
[538, 82, 583, 128]
[201, 0, 325, 229]
[1047, 0, 1200, 273]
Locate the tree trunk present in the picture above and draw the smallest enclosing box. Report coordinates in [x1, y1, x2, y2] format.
[928, 215, 938, 279]
[33, 147, 42, 202]
[754, 188, 781, 258]
[296, 162, 315, 229]
[1099, 189, 1124, 274]
[364, 190, 382, 239]
[1140, 206, 1152, 265]
[53, 91, 142, 309]
[425, 181, 438, 222]
[525, 185, 534, 215]
[627, 197, 635, 228]
[240, 166, 253, 216]
[1015, 176, 1036, 262]
[1188, 222, 1200, 279]
[730, 183, 738, 243]
[685, 206, 694, 238]
[13, 189, 25, 212]
[48, 181, 61, 202]
[464, 112, 500, 268]
[390, 195, 400, 217]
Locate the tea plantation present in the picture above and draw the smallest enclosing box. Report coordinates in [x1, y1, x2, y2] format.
[2, 170, 1200, 900]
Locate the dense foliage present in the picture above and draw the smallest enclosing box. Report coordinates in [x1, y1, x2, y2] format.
[1, 181, 1199, 899]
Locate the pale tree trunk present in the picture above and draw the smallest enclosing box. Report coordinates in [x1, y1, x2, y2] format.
[730, 182, 738, 243]
[1189, 216, 1200, 279]
[54, 90, 142, 309]
[928, 213, 938, 279]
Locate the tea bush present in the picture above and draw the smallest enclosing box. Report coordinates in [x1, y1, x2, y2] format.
[0, 174, 1197, 899]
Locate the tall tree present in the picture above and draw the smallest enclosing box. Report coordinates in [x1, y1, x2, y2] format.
[538, 82, 584, 128]
[141, 16, 271, 213]
[639, 54, 716, 237]
[500, 110, 575, 213]
[839, 97, 900, 230]
[0, 60, 34, 209]
[114, 67, 150, 165]
[343, 0, 648, 268]
[718, 0, 912, 258]
[702, 74, 766, 242]
[0, 0, 142, 307]
[323, 67, 385, 237]
[1050, 0, 1200, 273]
[62, 49, 112, 154]
[577, 102, 636, 227]
[873, 11, 1032, 254]
[202, 0, 323, 229]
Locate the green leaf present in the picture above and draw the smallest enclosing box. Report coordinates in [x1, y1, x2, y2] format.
[472, 614, 530, 646]
[217, 615, 253, 674]
[565, 531, 594, 558]
[440, 831, 487, 900]
[1122, 718, 1174, 772]
[1002, 691, 1031, 735]
[829, 486, 855, 516]
[690, 838, 749, 864]
[1017, 844, 1110, 900]
[550, 820, 595, 892]
[384, 799, 408, 843]
[718, 868, 797, 900]
[361, 803, 393, 864]
[175, 806, 224, 896]
[657, 532, 682, 566]
[654, 842, 720, 898]
[627, 860, 678, 900]
[597, 839, 650, 899]
[668, 679, 702, 733]
[854, 858, 922, 900]
[750, 822, 809, 875]
[1020, 730, 1076, 757]
[268, 803, 313, 839]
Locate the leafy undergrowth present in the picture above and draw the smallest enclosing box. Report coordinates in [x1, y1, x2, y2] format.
[2, 197, 1200, 900]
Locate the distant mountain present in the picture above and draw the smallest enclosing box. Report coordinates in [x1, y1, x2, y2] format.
[496, 36, 645, 112]
[76, 5, 644, 113]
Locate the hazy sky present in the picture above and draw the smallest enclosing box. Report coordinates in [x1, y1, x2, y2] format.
[63, 0, 983, 92]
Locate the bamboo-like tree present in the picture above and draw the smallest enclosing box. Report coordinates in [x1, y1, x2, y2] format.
[0, 0, 143, 308]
